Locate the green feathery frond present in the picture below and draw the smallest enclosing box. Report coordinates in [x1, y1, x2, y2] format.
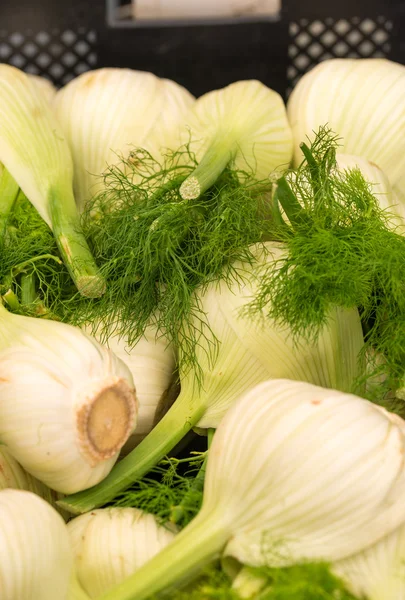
[0, 191, 73, 317]
[152, 562, 358, 600]
[69, 144, 273, 378]
[251, 563, 359, 600]
[246, 127, 405, 406]
[111, 451, 206, 529]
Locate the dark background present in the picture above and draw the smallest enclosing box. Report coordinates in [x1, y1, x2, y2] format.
[0, 0, 403, 98]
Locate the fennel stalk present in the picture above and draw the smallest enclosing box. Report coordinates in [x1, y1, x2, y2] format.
[0, 166, 19, 242]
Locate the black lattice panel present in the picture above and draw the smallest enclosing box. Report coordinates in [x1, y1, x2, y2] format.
[0, 27, 97, 87]
[288, 16, 393, 91]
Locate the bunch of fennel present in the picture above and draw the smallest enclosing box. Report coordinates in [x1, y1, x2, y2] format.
[0, 302, 137, 493]
[50, 76, 293, 373]
[59, 240, 364, 513]
[94, 379, 405, 600]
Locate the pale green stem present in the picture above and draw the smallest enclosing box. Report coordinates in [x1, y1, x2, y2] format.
[48, 187, 106, 298]
[12, 254, 62, 277]
[0, 166, 19, 241]
[99, 512, 229, 600]
[232, 566, 268, 599]
[170, 427, 215, 524]
[180, 136, 235, 200]
[58, 390, 206, 514]
[20, 272, 37, 306]
[2, 289, 20, 311]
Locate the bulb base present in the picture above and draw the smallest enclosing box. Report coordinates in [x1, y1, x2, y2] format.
[76, 377, 137, 466]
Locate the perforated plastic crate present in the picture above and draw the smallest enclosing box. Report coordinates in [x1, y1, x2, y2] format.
[0, 0, 403, 97]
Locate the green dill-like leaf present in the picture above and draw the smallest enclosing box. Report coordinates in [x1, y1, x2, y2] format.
[63, 144, 273, 379]
[111, 452, 206, 528]
[247, 126, 405, 407]
[160, 568, 238, 600]
[255, 563, 359, 600]
[151, 563, 358, 600]
[0, 192, 73, 317]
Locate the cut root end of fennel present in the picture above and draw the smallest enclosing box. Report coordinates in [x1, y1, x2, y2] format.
[179, 175, 201, 200]
[76, 274, 107, 298]
[76, 377, 138, 467]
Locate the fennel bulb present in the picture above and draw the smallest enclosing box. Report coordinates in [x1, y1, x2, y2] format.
[54, 68, 195, 210]
[98, 379, 405, 600]
[0, 444, 68, 516]
[0, 303, 137, 493]
[179, 79, 293, 199]
[60, 241, 364, 513]
[334, 522, 405, 600]
[68, 507, 176, 598]
[287, 59, 405, 187]
[83, 323, 176, 450]
[0, 64, 104, 296]
[336, 153, 405, 233]
[29, 74, 57, 104]
[0, 489, 73, 600]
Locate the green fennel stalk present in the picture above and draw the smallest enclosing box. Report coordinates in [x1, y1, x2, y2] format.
[0, 166, 19, 242]
[60, 130, 401, 515]
[179, 136, 235, 200]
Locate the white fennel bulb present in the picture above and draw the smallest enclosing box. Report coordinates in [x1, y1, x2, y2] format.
[59, 241, 364, 514]
[83, 323, 176, 449]
[336, 153, 405, 232]
[0, 489, 73, 600]
[68, 507, 175, 598]
[29, 74, 57, 104]
[0, 444, 69, 518]
[54, 68, 195, 209]
[110, 331, 176, 446]
[99, 379, 405, 600]
[334, 522, 405, 600]
[287, 59, 405, 187]
[0, 64, 103, 296]
[179, 79, 293, 199]
[0, 303, 137, 493]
